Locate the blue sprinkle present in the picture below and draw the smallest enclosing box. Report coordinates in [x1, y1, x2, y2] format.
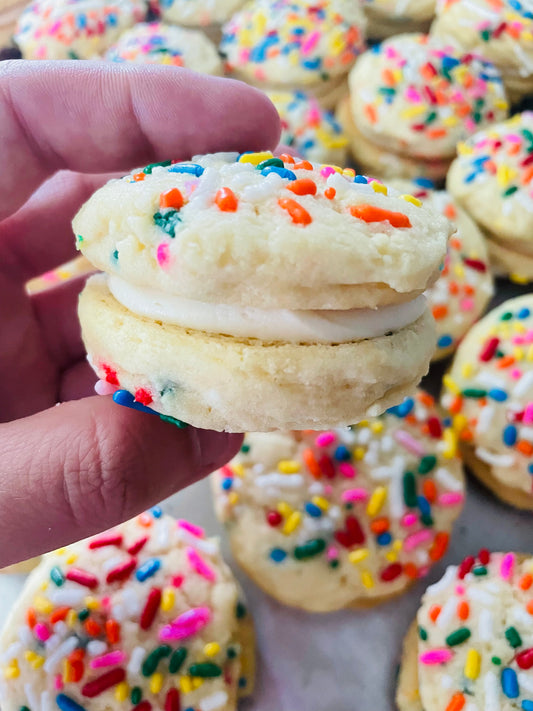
[377, 532, 392, 546]
[465, 172, 478, 184]
[56, 694, 86, 711]
[522, 701, 533, 711]
[437, 335, 453, 348]
[136, 558, 161, 582]
[168, 163, 204, 176]
[443, 416, 452, 428]
[305, 502, 322, 518]
[107, 13, 117, 25]
[488, 389, 508, 402]
[417, 496, 431, 517]
[221, 478, 233, 490]
[388, 397, 414, 418]
[518, 307, 531, 319]
[354, 175, 368, 184]
[502, 668, 519, 699]
[250, 35, 278, 62]
[528, 463, 533, 475]
[302, 58, 321, 70]
[151, 506, 162, 518]
[442, 55, 460, 70]
[333, 445, 351, 462]
[503, 424, 517, 447]
[113, 389, 157, 415]
[261, 166, 296, 180]
[270, 548, 287, 563]
[76, 14, 87, 29]
[413, 177, 434, 189]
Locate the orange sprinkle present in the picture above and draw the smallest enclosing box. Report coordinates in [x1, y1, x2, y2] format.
[448, 281, 459, 296]
[26, 607, 37, 629]
[68, 649, 85, 664]
[460, 428, 474, 443]
[423, 479, 437, 503]
[418, 391, 435, 408]
[497, 355, 515, 369]
[132, 172, 145, 181]
[517, 440, 533, 457]
[370, 517, 390, 535]
[522, 166, 533, 185]
[432, 305, 448, 320]
[364, 104, 378, 124]
[427, 128, 447, 140]
[293, 160, 313, 170]
[429, 604, 441, 622]
[303, 448, 321, 478]
[457, 601, 470, 621]
[449, 237, 462, 250]
[278, 198, 312, 225]
[527, 600, 533, 615]
[159, 187, 184, 210]
[50, 607, 70, 625]
[446, 693, 465, 711]
[449, 395, 463, 415]
[429, 532, 450, 562]
[445, 205, 458, 220]
[138, 512, 153, 527]
[349, 204, 411, 228]
[106, 618, 120, 644]
[520, 573, 533, 591]
[404, 562, 418, 580]
[84, 619, 101, 637]
[279, 153, 295, 164]
[287, 178, 317, 196]
[324, 187, 336, 199]
[464, 284, 475, 296]
[215, 187, 238, 212]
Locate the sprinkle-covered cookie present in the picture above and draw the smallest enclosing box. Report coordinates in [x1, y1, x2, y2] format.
[14, 0, 147, 59]
[0, 510, 254, 711]
[154, 0, 246, 35]
[397, 551, 533, 711]
[211, 390, 465, 612]
[362, 0, 436, 39]
[441, 294, 533, 510]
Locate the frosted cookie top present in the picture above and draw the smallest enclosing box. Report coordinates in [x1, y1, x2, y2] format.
[362, 0, 435, 22]
[447, 113, 533, 244]
[416, 551, 533, 711]
[220, 0, 367, 87]
[441, 295, 533, 501]
[0, 510, 252, 711]
[212, 390, 465, 610]
[105, 22, 223, 74]
[73, 151, 451, 311]
[348, 33, 509, 160]
[156, 0, 246, 28]
[14, 0, 147, 59]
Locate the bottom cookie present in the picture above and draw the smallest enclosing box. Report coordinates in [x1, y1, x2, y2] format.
[396, 621, 423, 711]
[487, 237, 533, 284]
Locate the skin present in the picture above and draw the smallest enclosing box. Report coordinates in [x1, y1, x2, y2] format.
[0, 60, 281, 567]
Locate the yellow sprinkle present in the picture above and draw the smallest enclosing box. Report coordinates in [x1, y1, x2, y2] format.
[514, 322, 527, 334]
[277, 501, 293, 517]
[514, 346, 525, 361]
[311, 496, 329, 511]
[443, 115, 459, 128]
[161, 587, 175, 612]
[367, 486, 387, 516]
[452, 414, 468, 433]
[357, 420, 369, 427]
[401, 104, 426, 119]
[277, 460, 301, 474]
[510, 273, 530, 285]
[464, 649, 481, 680]
[461, 362, 474, 379]
[66, 609, 78, 628]
[386, 551, 398, 563]
[401, 194, 422, 207]
[443, 428, 458, 459]
[115, 682, 129, 702]
[526, 345, 533, 362]
[353, 446, 366, 461]
[370, 421, 384, 434]
[495, 99, 510, 111]
[228, 492, 239, 506]
[150, 672, 164, 695]
[497, 164, 517, 187]
[192, 677, 204, 689]
[85, 596, 99, 610]
[40, 581, 48, 592]
[457, 141, 472, 155]
[342, 167, 356, 177]
[3, 663, 19, 680]
[24, 651, 37, 663]
[180, 676, 194, 694]
[349, 549, 369, 564]
[204, 642, 221, 657]
[56, 548, 66, 556]
[454, 264, 465, 279]
[393, 540, 403, 552]
[361, 570, 374, 589]
[33, 596, 53, 615]
[31, 655, 44, 670]
[443, 374, 460, 395]
[372, 182, 388, 195]
[283, 511, 302, 535]
[232, 463, 245, 477]
[66, 554, 77, 565]
[238, 151, 273, 165]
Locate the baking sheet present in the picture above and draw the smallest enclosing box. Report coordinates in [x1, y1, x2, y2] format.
[1, 279, 533, 711]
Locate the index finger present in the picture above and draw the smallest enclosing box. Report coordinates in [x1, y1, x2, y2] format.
[0, 61, 281, 219]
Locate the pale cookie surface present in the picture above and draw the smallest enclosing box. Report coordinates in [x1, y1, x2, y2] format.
[432, 0, 533, 101]
[0, 509, 253, 711]
[441, 295, 533, 509]
[211, 390, 465, 612]
[392, 179, 493, 360]
[401, 551, 533, 711]
[156, 0, 245, 29]
[447, 113, 533, 280]
[362, 0, 436, 38]
[347, 33, 509, 162]
[14, 0, 147, 59]
[220, 0, 366, 99]
[105, 21, 223, 74]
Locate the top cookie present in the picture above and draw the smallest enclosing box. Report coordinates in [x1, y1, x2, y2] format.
[432, 0, 533, 100]
[347, 33, 509, 160]
[362, 0, 436, 38]
[155, 0, 245, 29]
[73, 151, 452, 311]
[15, 0, 147, 59]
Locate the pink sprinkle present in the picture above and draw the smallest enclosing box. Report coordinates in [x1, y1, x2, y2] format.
[90, 651, 127, 670]
[315, 431, 336, 447]
[156, 243, 170, 267]
[341, 488, 368, 503]
[418, 565, 430, 579]
[507, 133, 522, 143]
[177, 520, 204, 538]
[525, 330, 533, 343]
[419, 649, 453, 665]
[406, 87, 421, 103]
[339, 462, 356, 478]
[301, 30, 320, 54]
[326, 545, 339, 561]
[394, 430, 425, 457]
[186, 547, 216, 582]
[401, 513, 418, 528]
[54, 674, 63, 691]
[34, 623, 50, 642]
[513, 336, 525, 345]
[523, 403, 533, 424]
[219, 466, 234, 478]
[511, 369, 523, 380]
[404, 529, 432, 552]
[438, 492, 464, 507]
[321, 166, 335, 178]
[159, 607, 211, 641]
[455, 585, 466, 595]
[460, 298, 474, 312]
[500, 552, 515, 581]
[171, 575, 184, 588]
[323, 484, 333, 496]
[95, 379, 117, 396]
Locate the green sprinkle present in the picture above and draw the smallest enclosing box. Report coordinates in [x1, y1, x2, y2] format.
[462, 388, 487, 398]
[522, 129, 533, 143]
[256, 157, 284, 170]
[67, 50, 80, 59]
[77, 608, 89, 622]
[75, 234, 84, 246]
[505, 627, 522, 649]
[227, 646, 238, 660]
[492, 656, 502, 665]
[418, 455, 437, 475]
[159, 414, 188, 428]
[111, 249, 119, 262]
[142, 645, 171, 677]
[293, 538, 326, 560]
[169, 647, 187, 674]
[329, 559, 340, 569]
[188, 663, 222, 678]
[238, 676, 248, 689]
[425, 111, 437, 124]
[472, 565, 488, 576]
[378, 87, 396, 96]
[480, 29, 491, 41]
[403, 471, 417, 508]
[445, 628, 471, 647]
[50, 566, 65, 587]
[131, 687, 142, 705]
[19, 707, 31, 711]
[473, 111, 482, 124]
[236, 601, 247, 619]
[503, 186, 519, 197]
[240, 444, 251, 454]
[143, 160, 172, 174]
[418, 626, 428, 641]
[153, 210, 181, 238]
[421, 513, 434, 527]
[501, 311, 513, 321]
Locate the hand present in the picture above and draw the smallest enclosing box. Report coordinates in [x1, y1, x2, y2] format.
[0, 60, 280, 567]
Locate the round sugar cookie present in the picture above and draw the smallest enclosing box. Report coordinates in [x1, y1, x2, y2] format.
[105, 21, 223, 74]
[0, 509, 254, 711]
[155, 0, 245, 36]
[447, 113, 533, 282]
[220, 0, 367, 109]
[266, 90, 348, 166]
[362, 0, 436, 39]
[441, 294, 533, 510]
[14, 0, 147, 59]
[211, 389, 465, 612]
[391, 179, 493, 360]
[344, 33, 509, 181]
[397, 551, 533, 711]
[432, 0, 533, 103]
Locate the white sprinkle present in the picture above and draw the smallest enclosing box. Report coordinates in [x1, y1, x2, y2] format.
[484, 671, 500, 711]
[381, 434, 394, 452]
[128, 646, 146, 676]
[475, 447, 515, 467]
[518, 672, 533, 694]
[199, 691, 229, 711]
[426, 565, 457, 595]
[102, 554, 126, 573]
[54, 621, 68, 638]
[41, 690, 52, 711]
[476, 371, 507, 389]
[440, 674, 454, 690]
[388, 472, 404, 519]
[18, 626, 33, 646]
[44, 634, 60, 653]
[435, 467, 463, 492]
[111, 604, 126, 622]
[24, 683, 38, 709]
[436, 596, 457, 629]
[43, 637, 78, 674]
[357, 428, 372, 445]
[519, 425, 533, 443]
[157, 519, 170, 548]
[468, 587, 497, 606]
[513, 370, 533, 398]
[478, 608, 493, 643]
[0, 642, 21, 664]
[48, 588, 87, 607]
[338, 427, 356, 445]
[176, 528, 218, 554]
[512, 606, 533, 627]
[308, 482, 324, 496]
[465, 704, 479, 711]
[328, 505, 342, 522]
[122, 587, 141, 616]
[87, 640, 108, 656]
[254, 473, 303, 489]
[476, 404, 495, 434]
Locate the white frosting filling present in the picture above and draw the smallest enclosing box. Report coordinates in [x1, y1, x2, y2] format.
[108, 275, 427, 344]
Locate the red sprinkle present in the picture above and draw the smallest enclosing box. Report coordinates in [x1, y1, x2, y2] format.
[134, 388, 153, 406]
[81, 668, 126, 697]
[517, 648, 533, 670]
[106, 558, 137, 585]
[479, 337, 499, 362]
[215, 187, 238, 212]
[380, 563, 403, 582]
[349, 204, 412, 228]
[65, 569, 98, 589]
[458, 555, 475, 580]
[89, 533, 123, 550]
[478, 548, 490, 565]
[427, 416, 443, 439]
[133, 702, 152, 711]
[266, 511, 282, 527]
[165, 689, 180, 711]
[318, 455, 335, 479]
[140, 587, 162, 631]
[102, 364, 119, 386]
[127, 536, 149, 556]
[286, 178, 317, 196]
[463, 257, 487, 273]
[160, 188, 184, 210]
